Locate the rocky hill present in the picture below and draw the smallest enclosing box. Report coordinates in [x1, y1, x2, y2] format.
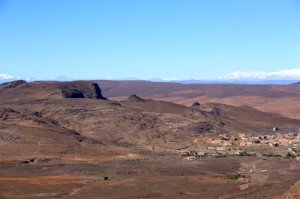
[0, 80, 299, 160]
[0, 80, 28, 92]
[1, 80, 300, 199]
[0, 80, 107, 100]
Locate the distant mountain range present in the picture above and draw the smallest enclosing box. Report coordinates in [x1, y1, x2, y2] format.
[0, 74, 299, 85]
[162, 79, 299, 85]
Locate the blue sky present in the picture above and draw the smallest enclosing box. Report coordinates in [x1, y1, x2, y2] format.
[0, 0, 300, 80]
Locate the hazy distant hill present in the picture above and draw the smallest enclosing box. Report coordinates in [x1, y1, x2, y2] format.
[95, 80, 300, 119]
[168, 79, 299, 85]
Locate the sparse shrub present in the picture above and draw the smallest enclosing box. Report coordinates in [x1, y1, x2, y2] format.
[214, 153, 227, 158]
[226, 174, 244, 180]
[262, 153, 273, 157]
[262, 153, 282, 158]
[181, 152, 190, 157]
[286, 152, 296, 158]
[221, 137, 229, 141]
[239, 152, 256, 156]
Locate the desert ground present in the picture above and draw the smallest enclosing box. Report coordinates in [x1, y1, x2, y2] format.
[1, 156, 300, 199]
[0, 80, 300, 198]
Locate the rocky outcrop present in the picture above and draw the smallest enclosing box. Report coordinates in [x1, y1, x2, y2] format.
[59, 82, 107, 99]
[0, 80, 28, 93]
[127, 95, 145, 102]
[191, 102, 200, 106]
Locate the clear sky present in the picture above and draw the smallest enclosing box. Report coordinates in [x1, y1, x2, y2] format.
[0, 0, 300, 80]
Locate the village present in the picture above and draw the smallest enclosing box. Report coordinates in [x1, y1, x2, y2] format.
[180, 128, 300, 160]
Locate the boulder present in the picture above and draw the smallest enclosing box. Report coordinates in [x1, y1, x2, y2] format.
[191, 102, 201, 106]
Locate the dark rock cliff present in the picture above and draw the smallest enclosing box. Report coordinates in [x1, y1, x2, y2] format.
[59, 82, 107, 99]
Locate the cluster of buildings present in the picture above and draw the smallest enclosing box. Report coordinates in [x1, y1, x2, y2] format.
[181, 130, 300, 160]
[237, 132, 300, 148]
[199, 131, 300, 149]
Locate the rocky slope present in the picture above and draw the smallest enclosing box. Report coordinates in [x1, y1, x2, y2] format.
[277, 180, 300, 199]
[0, 80, 299, 160]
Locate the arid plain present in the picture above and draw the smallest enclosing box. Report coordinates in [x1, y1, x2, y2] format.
[0, 80, 300, 198]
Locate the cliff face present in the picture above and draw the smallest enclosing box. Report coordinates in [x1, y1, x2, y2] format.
[59, 82, 107, 99]
[0, 80, 107, 100]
